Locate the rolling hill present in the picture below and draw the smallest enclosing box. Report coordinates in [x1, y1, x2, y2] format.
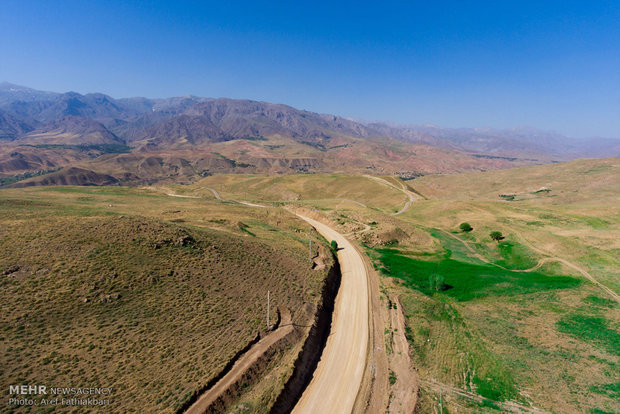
[19, 115, 124, 145]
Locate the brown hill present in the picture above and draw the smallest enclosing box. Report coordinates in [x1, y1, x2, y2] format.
[140, 114, 232, 147]
[7, 166, 119, 187]
[18, 115, 122, 145]
[0, 146, 89, 177]
[2, 83, 619, 187]
[58, 135, 541, 186]
[0, 191, 326, 413]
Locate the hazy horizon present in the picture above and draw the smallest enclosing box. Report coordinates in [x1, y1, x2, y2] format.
[1, 1, 619, 139]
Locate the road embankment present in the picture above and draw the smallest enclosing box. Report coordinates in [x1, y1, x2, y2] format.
[270, 249, 342, 413]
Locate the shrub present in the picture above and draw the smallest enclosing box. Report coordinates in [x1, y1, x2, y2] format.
[490, 231, 504, 242]
[330, 240, 338, 252]
[459, 222, 473, 232]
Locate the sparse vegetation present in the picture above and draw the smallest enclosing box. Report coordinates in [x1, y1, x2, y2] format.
[557, 312, 620, 356]
[383, 158, 620, 413]
[0, 186, 329, 413]
[389, 370, 397, 385]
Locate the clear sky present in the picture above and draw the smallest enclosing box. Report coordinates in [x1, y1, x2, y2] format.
[1, 0, 619, 138]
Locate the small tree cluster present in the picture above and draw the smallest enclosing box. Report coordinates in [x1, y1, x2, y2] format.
[459, 222, 473, 232]
[429, 273, 446, 291]
[490, 231, 504, 242]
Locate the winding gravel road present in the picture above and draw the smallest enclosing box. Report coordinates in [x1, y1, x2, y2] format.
[293, 214, 370, 414]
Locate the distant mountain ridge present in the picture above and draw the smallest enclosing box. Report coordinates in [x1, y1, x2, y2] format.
[1, 82, 617, 159]
[0, 82, 619, 186]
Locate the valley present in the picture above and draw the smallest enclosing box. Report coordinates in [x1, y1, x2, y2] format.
[0, 84, 618, 414]
[2, 157, 617, 412]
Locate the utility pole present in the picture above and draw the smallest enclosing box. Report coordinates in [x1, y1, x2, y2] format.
[267, 290, 270, 329]
[308, 227, 312, 264]
[440, 390, 443, 414]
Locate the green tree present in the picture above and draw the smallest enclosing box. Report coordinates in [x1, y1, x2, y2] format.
[459, 222, 473, 232]
[490, 231, 504, 242]
[330, 240, 339, 252]
[429, 273, 446, 291]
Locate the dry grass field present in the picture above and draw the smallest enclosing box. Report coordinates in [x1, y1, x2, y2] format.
[0, 156, 617, 413]
[192, 173, 409, 213]
[0, 186, 329, 413]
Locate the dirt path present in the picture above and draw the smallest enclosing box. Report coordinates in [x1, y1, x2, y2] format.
[166, 193, 199, 198]
[344, 221, 372, 238]
[292, 214, 370, 414]
[298, 198, 368, 208]
[363, 175, 419, 215]
[420, 379, 547, 414]
[236, 200, 268, 208]
[387, 295, 419, 413]
[204, 187, 221, 200]
[512, 231, 620, 303]
[185, 312, 294, 414]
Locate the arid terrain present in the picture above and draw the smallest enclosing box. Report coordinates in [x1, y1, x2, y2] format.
[1, 83, 618, 414]
[188, 157, 619, 413]
[0, 186, 334, 413]
[3, 1, 620, 412]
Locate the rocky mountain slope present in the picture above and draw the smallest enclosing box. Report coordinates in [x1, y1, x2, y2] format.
[0, 82, 618, 186]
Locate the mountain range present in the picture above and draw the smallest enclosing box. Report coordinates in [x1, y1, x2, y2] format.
[1, 82, 618, 186]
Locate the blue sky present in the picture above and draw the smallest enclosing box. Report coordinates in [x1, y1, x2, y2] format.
[1, 0, 619, 137]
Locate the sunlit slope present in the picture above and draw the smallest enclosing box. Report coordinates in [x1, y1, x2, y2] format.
[0, 186, 327, 413]
[193, 173, 409, 212]
[413, 157, 619, 202]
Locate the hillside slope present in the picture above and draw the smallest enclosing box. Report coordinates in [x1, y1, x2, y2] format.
[0, 186, 328, 413]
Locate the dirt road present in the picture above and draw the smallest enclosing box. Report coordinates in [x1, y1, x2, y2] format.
[204, 187, 221, 200]
[363, 175, 419, 215]
[293, 214, 370, 414]
[387, 295, 418, 413]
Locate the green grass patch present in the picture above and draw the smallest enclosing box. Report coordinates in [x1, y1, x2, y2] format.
[557, 312, 620, 356]
[495, 240, 538, 270]
[583, 295, 616, 309]
[473, 371, 518, 402]
[581, 217, 611, 229]
[590, 409, 616, 414]
[428, 230, 480, 264]
[589, 381, 620, 399]
[237, 222, 256, 237]
[376, 248, 580, 301]
[400, 295, 520, 402]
